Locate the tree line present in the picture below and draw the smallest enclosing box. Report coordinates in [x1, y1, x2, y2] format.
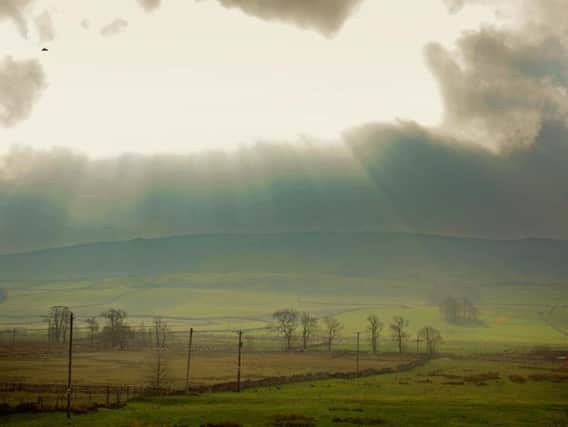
[45, 306, 444, 355]
[272, 309, 443, 355]
[439, 297, 478, 324]
[46, 306, 169, 351]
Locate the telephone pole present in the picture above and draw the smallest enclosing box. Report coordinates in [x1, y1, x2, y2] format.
[66, 313, 74, 419]
[356, 332, 360, 376]
[236, 331, 243, 392]
[185, 328, 193, 393]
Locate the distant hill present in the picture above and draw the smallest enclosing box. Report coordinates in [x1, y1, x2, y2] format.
[0, 232, 567, 285]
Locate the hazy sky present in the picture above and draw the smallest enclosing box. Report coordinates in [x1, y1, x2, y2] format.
[0, 0, 494, 156]
[2, 0, 568, 253]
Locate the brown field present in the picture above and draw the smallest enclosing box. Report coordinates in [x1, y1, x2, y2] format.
[0, 348, 417, 388]
[0, 346, 418, 413]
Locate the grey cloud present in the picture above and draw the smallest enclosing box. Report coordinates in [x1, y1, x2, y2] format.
[442, 0, 508, 15]
[0, 0, 34, 38]
[35, 10, 55, 43]
[210, 0, 364, 37]
[138, 0, 162, 12]
[427, 0, 568, 149]
[0, 57, 47, 128]
[100, 18, 129, 37]
[443, 0, 466, 14]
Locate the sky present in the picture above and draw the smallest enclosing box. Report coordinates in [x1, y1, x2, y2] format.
[0, 0, 494, 156]
[1, 0, 568, 253]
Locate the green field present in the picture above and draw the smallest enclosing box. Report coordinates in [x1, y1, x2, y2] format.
[2, 271, 567, 426]
[4, 357, 568, 426]
[1, 273, 567, 354]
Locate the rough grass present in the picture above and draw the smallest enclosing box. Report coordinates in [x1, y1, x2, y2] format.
[0, 350, 416, 387]
[3, 358, 568, 426]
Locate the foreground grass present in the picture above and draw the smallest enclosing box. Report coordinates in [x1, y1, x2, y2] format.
[5, 358, 568, 427]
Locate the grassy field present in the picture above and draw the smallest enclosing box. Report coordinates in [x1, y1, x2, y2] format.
[1, 273, 566, 354]
[1, 272, 567, 425]
[4, 357, 568, 426]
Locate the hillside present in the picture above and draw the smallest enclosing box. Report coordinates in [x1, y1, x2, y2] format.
[1, 232, 567, 285]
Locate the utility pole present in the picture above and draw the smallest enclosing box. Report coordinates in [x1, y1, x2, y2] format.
[47, 318, 51, 354]
[356, 332, 360, 376]
[185, 328, 193, 393]
[236, 331, 243, 392]
[66, 313, 74, 419]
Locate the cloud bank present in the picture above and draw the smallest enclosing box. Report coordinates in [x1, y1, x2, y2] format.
[2, 117, 568, 253]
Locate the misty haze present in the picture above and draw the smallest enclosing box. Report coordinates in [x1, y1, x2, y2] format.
[0, 1, 567, 426]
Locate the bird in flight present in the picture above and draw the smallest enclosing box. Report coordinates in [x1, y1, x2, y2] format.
[41, 48, 49, 52]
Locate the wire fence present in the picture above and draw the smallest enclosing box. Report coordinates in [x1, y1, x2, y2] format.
[3, 310, 566, 417]
[0, 323, 426, 416]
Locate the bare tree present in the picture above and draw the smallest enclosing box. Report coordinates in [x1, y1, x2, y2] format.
[47, 306, 71, 345]
[148, 318, 170, 389]
[390, 316, 409, 354]
[100, 309, 128, 349]
[323, 317, 343, 352]
[367, 315, 383, 354]
[300, 312, 318, 351]
[272, 309, 299, 350]
[84, 317, 99, 348]
[153, 317, 168, 349]
[148, 348, 169, 388]
[417, 326, 442, 355]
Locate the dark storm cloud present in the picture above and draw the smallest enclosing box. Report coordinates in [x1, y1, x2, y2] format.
[0, 57, 47, 128]
[209, 0, 364, 37]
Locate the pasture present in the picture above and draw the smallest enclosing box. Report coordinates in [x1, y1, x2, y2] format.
[0, 273, 567, 425]
[3, 356, 568, 426]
